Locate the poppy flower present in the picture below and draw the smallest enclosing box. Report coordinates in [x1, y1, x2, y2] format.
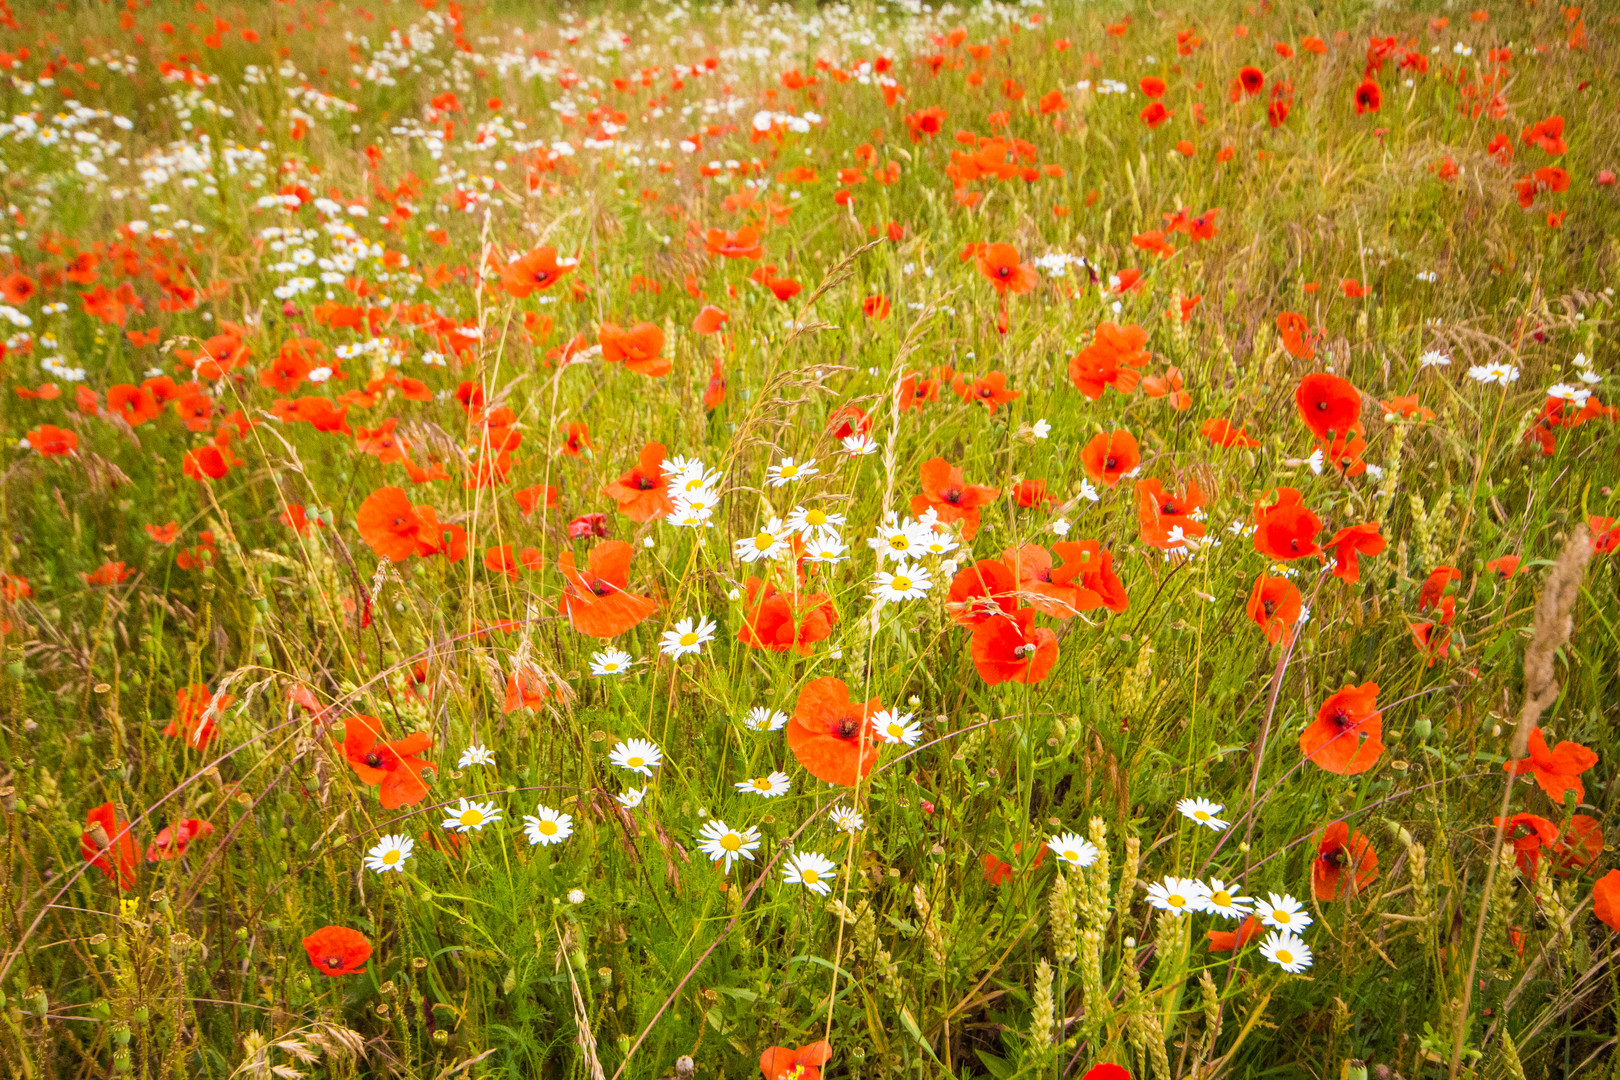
[1081, 1066, 1131, 1080]
[163, 684, 234, 749]
[953, 371, 1020, 413]
[81, 802, 138, 890]
[503, 665, 553, 713]
[739, 577, 838, 656]
[970, 607, 1058, 685]
[356, 487, 425, 561]
[1049, 539, 1129, 613]
[27, 424, 78, 457]
[1353, 79, 1381, 114]
[1135, 477, 1207, 551]
[558, 541, 658, 638]
[827, 406, 872, 440]
[146, 819, 214, 862]
[302, 926, 372, 977]
[705, 226, 765, 260]
[514, 485, 558, 516]
[982, 852, 1014, 885]
[1253, 487, 1322, 561]
[1247, 574, 1301, 645]
[975, 243, 1037, 295]
[1295, 373, 1362, 441]
[1311, 821, 1378, 901]
[1014, 479, 1053, 510]
[500, 246, 574, 297]
[1200, 418, 1259, 448]
[1237, 65, 1265, 94]
[1141, 367, 1191, 410]
[1276, 312, 1316, 360]
[1417, 566, 1460, 611]
[567, 513, 610, 540]
[1080, 430, 1140, 487]
[1485, 555, 1521, 579]
[1494, 813, 1560, 876]
[337, 715, 434, 808]
[1069, 323, 1149, 399]
[786, 676, 881, 786]
[0, 272, 35, 305]
[604, 442, 674, 522]
[600, 321, 670, 377]
[946, 559, 1018, 626]
[1595, 870, 1620, 932]
[146, 521, 180, 544]
[1322, 522, 1386, 583]
[693, 305, 729, 335]
[1139, 101, 1172, 127]
[909, 457, 1000, 540]
[1206, 915, 1263, 952]
[1504, 728, 1598, 804]
[1300, 682, 1383, 774]
[107, 385, 162, 427]
[760, 1042, 833, 1080]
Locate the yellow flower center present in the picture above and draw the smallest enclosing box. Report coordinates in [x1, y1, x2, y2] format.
[679, 632, 699, 646]
[806, 509, 826, 526]
[1276, 948, 1294, 964]
[1168, 893, 1185, 907]
[382, 850, 400, 864]
[627, 756, 644, 768]
[459, 809, 483, 827]
[801, 869, 820, 885]
[753, 779, 771, 790]
[889, 536, 910, 550]
[720, 833, 741, 852]
[1062, 849, 1079, 862]
[1211, 890, 1231, 907]
[1194, 810, 1210, 821]
[538, 820, 557, 835]
[779, 464, 798, 478]
[1274, 911, 1292, 925]
[892, 575, 912, 591]
[752, 532, 775, 550]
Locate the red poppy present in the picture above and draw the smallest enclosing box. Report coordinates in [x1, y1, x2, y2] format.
[336, 715, 434, 809]
[1276, 312, 1316, 360]
[975, 243, 1037, 295]
[1322, 522, 1386, 583]
[302, 926, 372, 977]
[514, 485, 558, 516]
[1049, 539, 1129, 613]
[970, 607, 1058, 685]
[693, 305, 730, 335]
[738, 577, 838, 656]
[1141, 367, 1190, 410]
[946, 559, 1018, 626]
[146, 521, 180, 544]
[910, 457, 1000, 540]
[1253, 487, 1322, 561]
[1504, 727, 1598, 804]
[953, 371, 1020, 413]
[500, 246, 574, 297]
[356, 487, 425, 561]
[162, 684, 234, 749]
[1595, 870, 1620, 932]
[1417, 566, 1461, 611]
[1069, 323, 1149, 399]
[1014, 479, 1053, 510]
[1554, 815, 1603, 875]
[1080, 430, 1140, 487]
[1135, 477, 1207, 551]
[146, 819, 214, 862]
[1140, 101, 1172, 127]
[604, 442, 674, 522]
[1082, 1067, 1131, 1080]
[1494, 813, 1560, 876]
[1247, 574, 1301, 645]
[1200, 418, 1259, 448]
[1237, 65, 1265, 94]
[108, 384, 161, 427]
[787, 677, 881, 786]
[827, 405, 871, 440]
[503, 665, 553, 713]
[81, 802, 138, 890]
[1300, 682, 1383, 774]
[1312, 822, 1379, 901]
[1206, 915, 1263, 952]
[567, 513, 610, 540]
[558, 541, 658, 638]
[760, 1042, 833, 1080]
[1485, 555, 1521, 579]
[600, 321, 670, 377]
[706, 226, 765, 260]
[1295, 373, 1363, 441]
[1353, 79, 1382, 114]
[27, 424, 78, 457]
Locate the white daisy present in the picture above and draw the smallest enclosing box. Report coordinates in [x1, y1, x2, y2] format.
[522, 804, 574, 846]
[842, 433, 880, 456]
[742, 707, 788, 732]
[1047, 832, 1099, 868]
[1146, 876, 1210, 917]
[659, 616, 716, 658]
[457, 744, 495, 768]
[696, 819, 761, 873]
[609, 738, 663, 777]
[866, 518, 932, 562]
[1573, 351, 1592, 369]
[871, 561, 933, 603]
[364, 833, 414, 874]
[1175, 797, 1229, 832]
[668, 499, 716, 529]
[1467, 362, 1520, 386]
[615, 787, 646, 809]
[765, 456, 818, 487]
[1255, 892, 1313, 932]
[829, 803, 865, 834]
[1199, 879, 1254, 920]
[784, 505, 845, 541]
[733, 520, 789, 563]
[872, 709, 922, 746]
[734, 771, 792, 797]
[441, 797, 502, 833]
[782, 851, 837, 895]
[803, 536, 850, 565]
[1258, 930, 1313, 973]
[1032, 418, 1052, 438]
[1417, 349, 1451, 368]
[920, 529, 959, 557]
[668, 459, 722, 495]
[590, 649, 635, 676]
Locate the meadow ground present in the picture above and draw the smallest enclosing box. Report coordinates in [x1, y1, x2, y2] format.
[0, 0, 1617, 1078]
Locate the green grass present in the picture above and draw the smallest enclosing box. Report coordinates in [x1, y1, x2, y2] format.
[0, 1, 1616, 1079]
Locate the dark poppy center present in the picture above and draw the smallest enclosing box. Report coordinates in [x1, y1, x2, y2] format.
[835, 715, 861, 739]
[996, 266, 1011, 278]
[1262, 599, 1276, 616]
[1104, 456, 1118, 469]
[364, 752, 382, 767]
[325, 955, 343, 969]
[589, 579, 612, 597]
[942, 487, 963, 504]
[635, 475, 656, 491]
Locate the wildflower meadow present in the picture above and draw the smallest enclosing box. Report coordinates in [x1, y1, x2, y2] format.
[1, 0, 1618, 1077]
